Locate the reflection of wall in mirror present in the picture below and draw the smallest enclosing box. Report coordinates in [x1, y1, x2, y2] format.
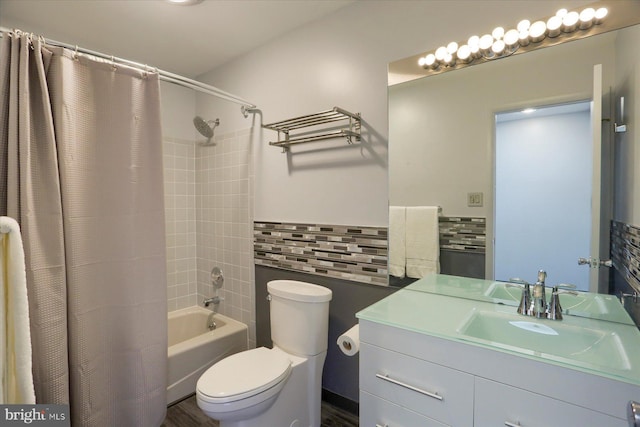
[612, 25, 640, 324]
[495, 108, 591, 290]
[389, 31, 616, 281]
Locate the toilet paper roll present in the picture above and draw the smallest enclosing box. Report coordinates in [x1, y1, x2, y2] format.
[337, 324, 360, 356]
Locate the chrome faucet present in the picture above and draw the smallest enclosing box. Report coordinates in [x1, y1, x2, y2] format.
[508, 278, 532, 316]
[203, 296, 224, 307]
[547, 284, 578, 320]
[512, 270, 578, 320]
[530, 270, 547, 318]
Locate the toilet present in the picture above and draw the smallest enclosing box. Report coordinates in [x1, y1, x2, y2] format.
[196, 280, 332, 427]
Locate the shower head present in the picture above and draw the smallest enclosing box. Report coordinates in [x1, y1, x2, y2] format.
[193, 116, 220, 139]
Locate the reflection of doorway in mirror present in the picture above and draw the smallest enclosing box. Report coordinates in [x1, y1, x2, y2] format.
[494, 101, 591, 291]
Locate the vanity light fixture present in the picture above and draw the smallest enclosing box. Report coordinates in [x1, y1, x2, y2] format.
[165, 0, 204, 5]
[417, 5, 608, 73]
[522, 108, 537, 114]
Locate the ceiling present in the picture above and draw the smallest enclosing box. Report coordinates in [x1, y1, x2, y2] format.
[0, 0, 355, 77]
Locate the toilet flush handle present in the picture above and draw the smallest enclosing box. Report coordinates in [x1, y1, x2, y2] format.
[266, 294, 272, 301]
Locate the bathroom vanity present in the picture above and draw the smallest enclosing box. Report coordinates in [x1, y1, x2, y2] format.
[357, 275, 640, 426]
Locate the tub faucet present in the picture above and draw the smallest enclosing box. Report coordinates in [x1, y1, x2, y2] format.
[203, 296, 224, 307]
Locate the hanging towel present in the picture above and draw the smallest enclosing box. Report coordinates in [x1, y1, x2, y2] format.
[389, 206, 406, 278]
[406, 206, 440, 278]
[0, 217, 35, 404]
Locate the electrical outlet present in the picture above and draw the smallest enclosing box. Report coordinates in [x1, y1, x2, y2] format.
[467, 192, 483, 207]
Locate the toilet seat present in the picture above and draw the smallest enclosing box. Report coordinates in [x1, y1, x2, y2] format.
[197, 347, 291, 404]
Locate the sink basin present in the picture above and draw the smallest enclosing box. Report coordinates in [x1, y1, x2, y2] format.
[457, 310, 631, 371]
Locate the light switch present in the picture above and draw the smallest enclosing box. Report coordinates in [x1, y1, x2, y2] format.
[467, 192, 483, 207]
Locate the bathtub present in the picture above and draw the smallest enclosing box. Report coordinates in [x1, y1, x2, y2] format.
[167, 306, 248, 405]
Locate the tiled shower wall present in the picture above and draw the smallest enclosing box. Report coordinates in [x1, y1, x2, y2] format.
[162, 129, 256, 347]
[195, 129, 256, 347]
[163, 137, 198, 310]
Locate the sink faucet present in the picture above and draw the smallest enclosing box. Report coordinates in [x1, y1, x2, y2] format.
[547, 284, 578, 320]
[530, 270, 547, 318]
[512, 271, 579, 320]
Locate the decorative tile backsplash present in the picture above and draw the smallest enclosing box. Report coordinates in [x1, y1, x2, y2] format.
[254, 221, 388, 285]
[439, 216, 486, 253]
[611, 220, 640, 292]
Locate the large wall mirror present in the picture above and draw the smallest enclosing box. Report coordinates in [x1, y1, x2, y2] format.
[388, 16, 640, 295]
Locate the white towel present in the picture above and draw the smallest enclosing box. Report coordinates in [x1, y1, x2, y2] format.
[406, 206, 440, 278]
[388, 206, 406, 278]
[0, 217, 35, 404]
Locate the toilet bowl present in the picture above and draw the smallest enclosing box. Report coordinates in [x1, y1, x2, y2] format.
[196, 280, 332, 427]
[196, 347, 292, 421]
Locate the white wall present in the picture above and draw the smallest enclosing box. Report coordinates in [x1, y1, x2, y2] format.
[195, 0, 586, 228]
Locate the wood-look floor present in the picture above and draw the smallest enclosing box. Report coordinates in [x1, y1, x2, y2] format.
[162, 394, 359, 427]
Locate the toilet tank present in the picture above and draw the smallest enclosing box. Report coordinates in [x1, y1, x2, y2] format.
[267, 280, 332, 357]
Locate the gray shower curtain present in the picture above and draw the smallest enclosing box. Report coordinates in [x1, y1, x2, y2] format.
[0, 31, 167, 426]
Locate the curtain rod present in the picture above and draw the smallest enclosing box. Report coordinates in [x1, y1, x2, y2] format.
[0, 27, 257, 108]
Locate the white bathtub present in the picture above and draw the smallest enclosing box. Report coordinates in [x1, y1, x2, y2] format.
[167, 306, 248, 405]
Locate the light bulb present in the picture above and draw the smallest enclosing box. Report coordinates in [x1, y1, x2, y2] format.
[418, 57, 427, 67]
[517, 19, 530, 32]
[492, 26, 505, 40]
[547, 15, 562, 37]
[504, 29, 519, 47]
[492, 40, 505, 55]
[444, 52, 455, 65]
[518, 29, 530, 47]
[479, 34, 494, 51]
[469, 43, 480, 55]
[555, 9, 568, 18]
[467, 35, 480, 49]
[594, 7, 608, 23]
[424, 53, 437, 68]
[529, 20, 546, 42]
[579, 7, 595, 29]
[562, 11, 580, 32]
[522, 108, 536, 114]
[435, 46, 448, 61]
[457, 44, 472, 62]
[447, 41, 459, 54]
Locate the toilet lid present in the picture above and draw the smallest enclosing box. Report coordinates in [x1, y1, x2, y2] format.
[197, 347, 291, 403]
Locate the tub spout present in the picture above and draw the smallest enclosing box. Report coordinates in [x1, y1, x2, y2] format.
[203, 296, 224, 307]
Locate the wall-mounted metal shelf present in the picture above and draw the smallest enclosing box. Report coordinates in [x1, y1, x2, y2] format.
[263, 107, 361, 151]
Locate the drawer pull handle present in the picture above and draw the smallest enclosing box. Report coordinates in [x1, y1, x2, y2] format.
[505, 422, 522, 427]
[375, 373, 443, 401]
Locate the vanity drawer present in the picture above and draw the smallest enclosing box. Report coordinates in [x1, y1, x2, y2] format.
[360, 390, 449, 427]
[475, 377, 626, 427]
[360, 342, 474, 426]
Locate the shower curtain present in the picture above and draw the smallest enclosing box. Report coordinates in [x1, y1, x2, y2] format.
[0, 31, 167, 426]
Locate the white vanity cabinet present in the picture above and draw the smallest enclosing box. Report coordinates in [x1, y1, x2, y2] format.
[358, 318, 636, 427]
[474, 378, 625, 427]
[360, 342, 474, 426]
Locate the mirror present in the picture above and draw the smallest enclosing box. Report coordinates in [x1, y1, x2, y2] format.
[388, 23, 640, 322]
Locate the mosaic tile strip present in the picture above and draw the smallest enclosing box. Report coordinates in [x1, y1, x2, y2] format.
[439, 216, 486, 253]
[611, 220, 640, 293]
[254, 221, 388, 285]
